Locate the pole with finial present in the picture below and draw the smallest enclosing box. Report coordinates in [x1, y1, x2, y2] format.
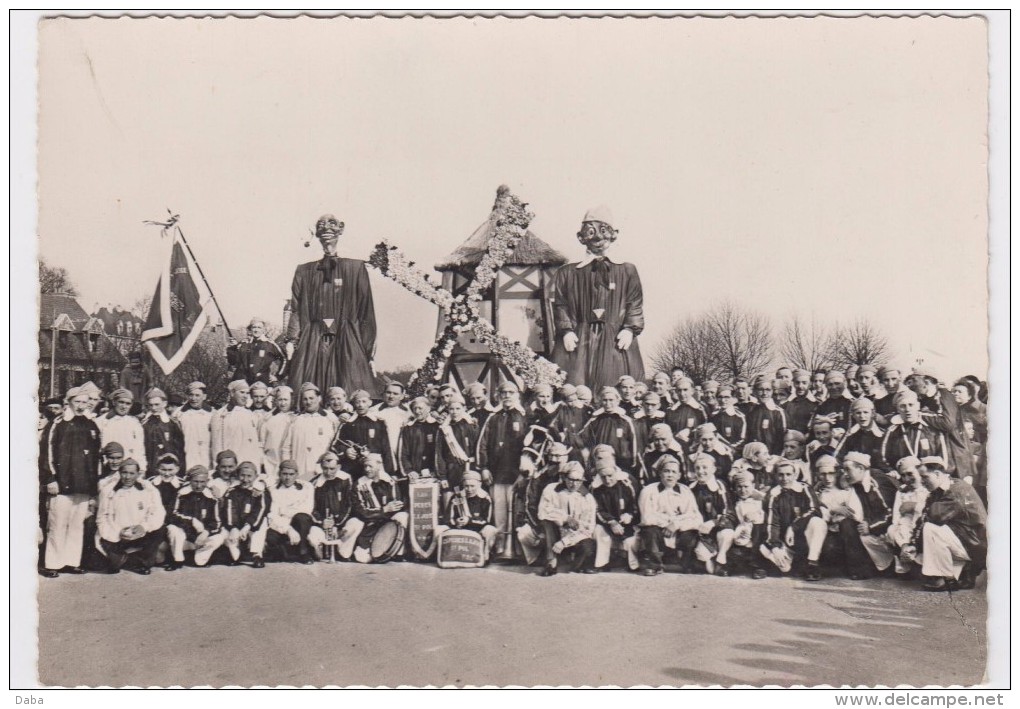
[143, 209, 232, 335]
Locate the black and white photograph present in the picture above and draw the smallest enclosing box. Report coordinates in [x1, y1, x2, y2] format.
[11, 10, 1008, 694]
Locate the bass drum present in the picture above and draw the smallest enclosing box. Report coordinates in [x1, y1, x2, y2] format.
[368, 520, 405, 563]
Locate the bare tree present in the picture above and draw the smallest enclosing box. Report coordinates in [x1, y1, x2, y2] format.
[707, 301, 774, 382]
[779, 314, 838, 372]
[39, 259, 79, 296]
[131, 296, 153, 322]
[649, 314, 725, 383]
[650, 302, 774, 383]
[829, 318, 892, 369]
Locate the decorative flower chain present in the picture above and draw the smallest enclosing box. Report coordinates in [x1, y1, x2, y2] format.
[369, 188, 566, 395]
[369, 243, 453, 310]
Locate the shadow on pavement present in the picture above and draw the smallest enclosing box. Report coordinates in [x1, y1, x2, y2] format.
[661, 666, 788, 687]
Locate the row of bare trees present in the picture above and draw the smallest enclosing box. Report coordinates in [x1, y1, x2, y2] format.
[650, 303, 891, 382]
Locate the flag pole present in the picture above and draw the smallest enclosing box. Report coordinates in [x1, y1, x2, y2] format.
[172, 223, 232, 334]
[143, 211, 231, 334]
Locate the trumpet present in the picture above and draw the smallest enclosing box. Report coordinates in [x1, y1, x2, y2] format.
[334, 437, 370, 462]
[450, 486, 470, 527]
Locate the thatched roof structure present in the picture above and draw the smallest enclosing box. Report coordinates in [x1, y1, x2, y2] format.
[435, 187, 567, 271]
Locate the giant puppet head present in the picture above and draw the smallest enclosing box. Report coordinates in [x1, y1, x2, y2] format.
[576, 206, 618, 257]
[315, 214, 345, 256]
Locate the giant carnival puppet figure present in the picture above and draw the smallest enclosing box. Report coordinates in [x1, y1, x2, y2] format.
[286, 215, 378, 395]
[551, 207, 646, 390]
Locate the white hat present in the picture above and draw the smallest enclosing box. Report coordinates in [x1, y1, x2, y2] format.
[582, 205, 614, 227]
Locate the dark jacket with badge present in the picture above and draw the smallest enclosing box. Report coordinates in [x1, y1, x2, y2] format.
[444, 491, 493, 531]
[914, 479, 987, 568]
[848, 473, 897, 536]
[312, 473, 355, 526]
[170, 487, 222, 539]
[746, 403, 787, 456]
[227, 337, 285, 385]
[477, 406, 529, 485]
[591, 471, 641, 535]
[142, 414, 186, 474]
[398, 419, 440, 477]
[40, 414, 101, 496]
[221, 485, 267, 530]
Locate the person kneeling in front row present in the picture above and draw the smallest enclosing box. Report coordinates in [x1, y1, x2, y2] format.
[760, 461, 827, 580]
[436, 470, 498, 562]
[265, 460, 318, 564]
[590, 445, 642, 572]
[96, 458, 166, 575]
[352, 453, 408, 563]
[221, 461, 269, 568]
[537, 461, 598, 576]
[900, 456, 987, 592]
[637, 455, 703, 576]
[164, 466, 226, 570]
[309, 451, 363, 562]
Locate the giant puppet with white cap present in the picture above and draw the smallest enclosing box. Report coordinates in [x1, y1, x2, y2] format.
[550, 206, 646, 390]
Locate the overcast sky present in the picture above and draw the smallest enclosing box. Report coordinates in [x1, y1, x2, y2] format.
[35, 16, 990, 379]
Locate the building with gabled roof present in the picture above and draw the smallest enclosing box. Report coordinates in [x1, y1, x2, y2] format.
[432, 186, 568, 392]
[39, 292, 127, 399]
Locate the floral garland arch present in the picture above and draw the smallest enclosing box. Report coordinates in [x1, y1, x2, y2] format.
[369, 187, 566, 397]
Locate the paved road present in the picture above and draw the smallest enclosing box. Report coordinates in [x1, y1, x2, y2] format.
[37, 561, 986, 687]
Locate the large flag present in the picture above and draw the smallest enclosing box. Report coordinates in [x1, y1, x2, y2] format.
[141, 230, 214, 374]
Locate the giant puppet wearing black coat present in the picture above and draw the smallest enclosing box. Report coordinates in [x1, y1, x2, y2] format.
[286, 215, 377, 395]
[550, 208, 645, 390]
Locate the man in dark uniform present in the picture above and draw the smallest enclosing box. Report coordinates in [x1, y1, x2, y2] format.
[548, 383, 590, 454]
[591, 447, 642, 571]
[579, 386, 639, 475]
[550, 207, 646, 390]
[810, 371, 854, 432]
[874, 366, 906, 420]
[761, 461, 827, 580]
[631, 391, 666, 476]
[332, 390, 394, 480]
[286, 214, 377, 395]
[734, 378, 757, 417]
[309, 451, 361, 562]
[902, 456, 987, 591]
[664, 377, 708, 448]
[463, 382, 495, 432]
[783, 369, 818, 435]
[691, 423, 734, 480]
[477, 381, 529, 559]
[745, 376, 788, 456]
[834, 397, 886, 466]
[118, 351, 150, 415]
[438, 470, 498, 562]
[880, 390, 948, 472]
[39, 387, 102, 577]
[221, 461, 268, 567]
[711, 385, 748, 452]
[148, 453, 184, 516]
[435, 395, 479, 497]
[834, 452, 897, 580]
[141, 388, 186, 475]
[164, 466, 225, 570]
[398, 396, 440, 482]
[351, 453, 407, 564]
[227, 318, 285, 385]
